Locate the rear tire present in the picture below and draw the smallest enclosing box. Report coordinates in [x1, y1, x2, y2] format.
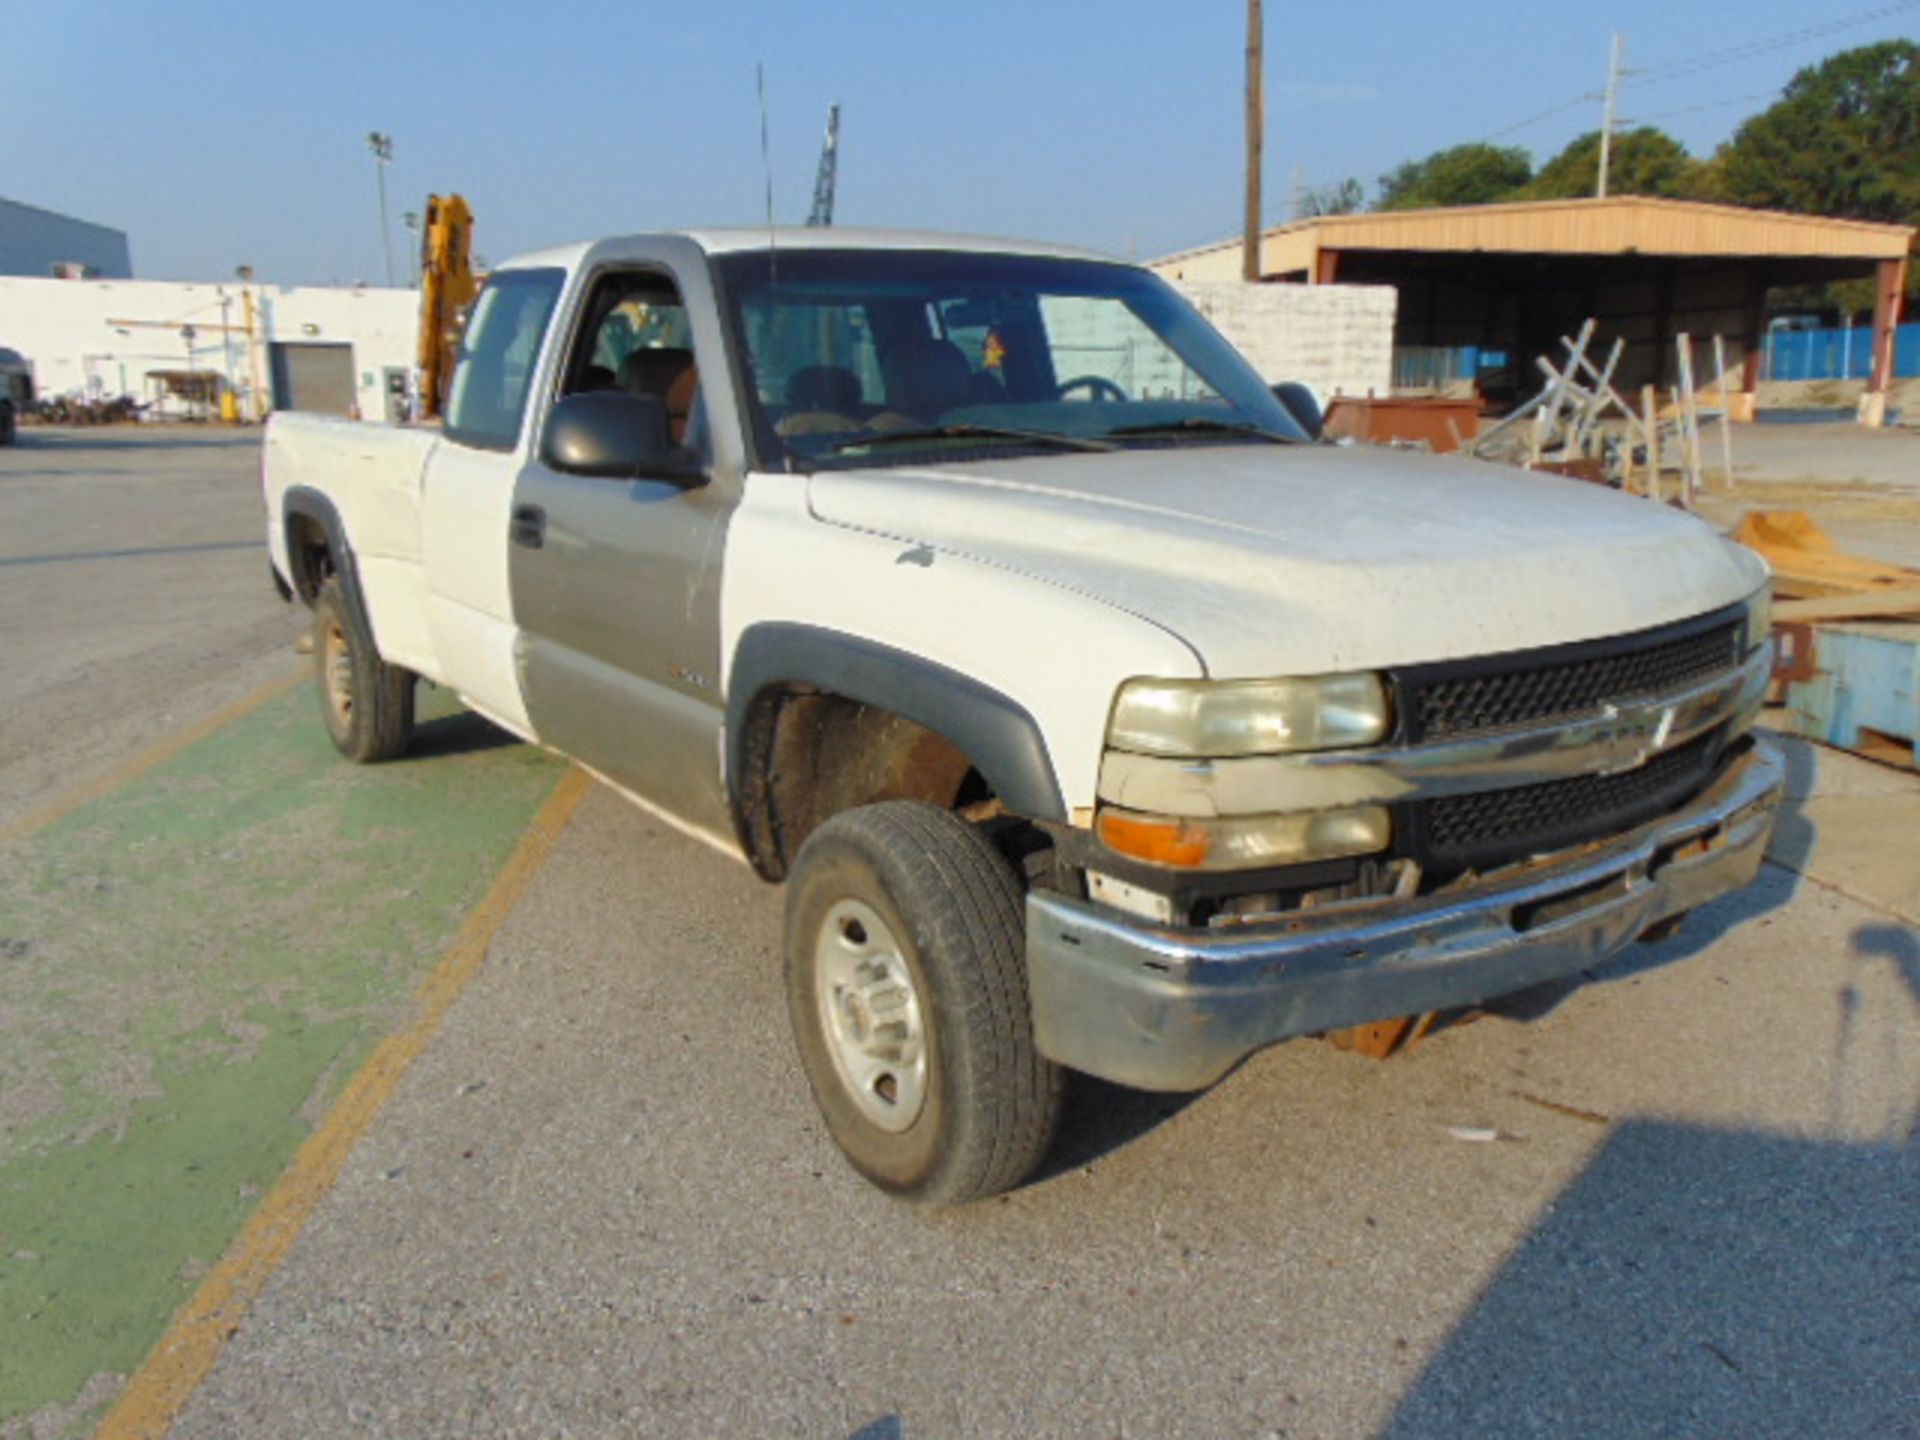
[313, 576, 414, 762]
[785, 801, 1063, 1205]
[0, 403, 15, 446]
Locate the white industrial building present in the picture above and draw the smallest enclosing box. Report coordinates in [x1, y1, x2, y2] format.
[1, 197, 133, 280]
[0, 276, 417, 421]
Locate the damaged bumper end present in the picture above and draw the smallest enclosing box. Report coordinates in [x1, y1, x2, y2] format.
[1027, 738, 1785, 1092]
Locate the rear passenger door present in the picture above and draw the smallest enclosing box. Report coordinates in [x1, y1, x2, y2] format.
[509, 264, 740, 842]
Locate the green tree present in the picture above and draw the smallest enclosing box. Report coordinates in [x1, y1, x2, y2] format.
[1301, 177, 1366, 217]
[1717, 40, 1920, 225]
[1524, 127, 1702, 199]
[1376, 143, 1532, 210]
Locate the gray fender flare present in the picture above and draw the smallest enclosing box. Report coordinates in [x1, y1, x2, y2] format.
[726, 623, 1067, 878]
[281, 485, 378, 656]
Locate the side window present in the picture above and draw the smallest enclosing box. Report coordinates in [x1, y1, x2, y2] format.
[559, 272, 707, 452]
[445, 268, 565, 450]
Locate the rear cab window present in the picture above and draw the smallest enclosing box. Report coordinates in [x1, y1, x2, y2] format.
[446, 267, 566, 451]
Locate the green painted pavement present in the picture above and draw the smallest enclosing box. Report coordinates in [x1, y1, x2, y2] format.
[0, 683, 562, 1437]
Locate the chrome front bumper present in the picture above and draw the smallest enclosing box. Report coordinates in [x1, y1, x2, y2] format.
[1027, 738, 1784, 1092]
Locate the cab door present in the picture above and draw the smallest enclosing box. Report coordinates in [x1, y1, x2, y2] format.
[508, 263, 741, 842]
[420, 266, 566, 738]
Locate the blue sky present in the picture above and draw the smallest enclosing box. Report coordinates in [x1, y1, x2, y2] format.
[4, 0, 1915, 285]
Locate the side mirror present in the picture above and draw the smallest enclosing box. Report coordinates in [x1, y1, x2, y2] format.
[541, 391, 705, 485]
[1271, 381, 1324, 441]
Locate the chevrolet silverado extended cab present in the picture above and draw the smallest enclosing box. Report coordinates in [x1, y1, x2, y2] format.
[264, 229, 1782, 1203]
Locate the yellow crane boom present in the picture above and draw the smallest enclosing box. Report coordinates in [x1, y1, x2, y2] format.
[416, 194, 477, 421]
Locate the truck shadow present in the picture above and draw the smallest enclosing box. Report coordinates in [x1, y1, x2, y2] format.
[404, 708, 525, 760]
[1837, 923, 1920, 1146]
[1032, 1075, 1200, 1182]
[1375, 1118, 1917, 1438]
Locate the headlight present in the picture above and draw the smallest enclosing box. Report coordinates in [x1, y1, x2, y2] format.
[1743, 586, 1772, 653]
[1107, 673, 1390, 757]
[1096, 804, 1391, 870]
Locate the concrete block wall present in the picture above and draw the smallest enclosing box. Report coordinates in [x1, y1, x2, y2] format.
[0, 276, 417, 420]
[1172, 281, 1397, 401]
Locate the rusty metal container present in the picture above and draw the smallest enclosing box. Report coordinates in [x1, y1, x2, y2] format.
[1323, 395, 1481, 453]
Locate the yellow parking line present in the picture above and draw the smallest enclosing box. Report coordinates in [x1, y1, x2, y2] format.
[94, 765, 593, 1440]
[0, 668, 307, 845]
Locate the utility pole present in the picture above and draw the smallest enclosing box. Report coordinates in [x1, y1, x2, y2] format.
[1243, 0, 1263, 281]
[236, 265, 265, 421]
[1596, 32, 1623, 199]
[367, 131, 395, 286]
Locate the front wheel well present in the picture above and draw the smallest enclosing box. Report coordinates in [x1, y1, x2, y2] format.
[735, 687, 1002, 881]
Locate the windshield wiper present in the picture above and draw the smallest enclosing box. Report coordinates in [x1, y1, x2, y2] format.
[1105, 418, 1303, 445]
[826, 423, 1118, 456]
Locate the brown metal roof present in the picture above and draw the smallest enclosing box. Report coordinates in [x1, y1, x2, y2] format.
[1154, 197, 1914, 282]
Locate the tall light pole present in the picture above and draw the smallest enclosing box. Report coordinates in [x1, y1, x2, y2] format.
[367, 131, 395, 287]
[1242, 0, 1264, 281]
[402, 209, 421, 286]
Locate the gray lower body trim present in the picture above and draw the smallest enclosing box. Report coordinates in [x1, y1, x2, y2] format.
[1028, 738, 1784, 1092]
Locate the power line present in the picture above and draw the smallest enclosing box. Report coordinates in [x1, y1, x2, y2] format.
[1470, 0, 1919, 149]
[1629, 90, 1782, 125]
[1481, 93, 1593, 142]
[1627, 0, 1920, 85]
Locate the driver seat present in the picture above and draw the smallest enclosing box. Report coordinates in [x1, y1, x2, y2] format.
[871, 336, 973, 430]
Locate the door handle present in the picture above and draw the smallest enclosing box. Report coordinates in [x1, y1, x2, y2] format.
[510, 503, 546, 549]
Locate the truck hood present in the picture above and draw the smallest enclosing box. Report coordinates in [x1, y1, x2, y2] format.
[806, 444, 1764, 677]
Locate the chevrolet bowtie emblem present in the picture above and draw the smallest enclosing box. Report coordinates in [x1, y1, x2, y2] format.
[1594, 702, 1680, 775]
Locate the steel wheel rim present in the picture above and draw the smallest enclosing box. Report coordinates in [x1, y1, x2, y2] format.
[814, 898, 927, 1133]
[323, 619, 353, 728]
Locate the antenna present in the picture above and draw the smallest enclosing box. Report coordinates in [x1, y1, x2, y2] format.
[756, 63, 778, 279]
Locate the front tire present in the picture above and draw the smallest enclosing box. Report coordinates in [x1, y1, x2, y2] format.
[785, 801, 1063, 1205]
[313, 576, 414, 762]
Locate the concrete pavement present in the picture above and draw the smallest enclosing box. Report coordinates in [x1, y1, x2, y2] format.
[0, 429, 563, 1438]
[2, 426, 1914, 1438]
[169, 740, 1918, 1439]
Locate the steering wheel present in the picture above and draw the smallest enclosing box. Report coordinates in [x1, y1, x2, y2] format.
[1053, 375, 1128, 404]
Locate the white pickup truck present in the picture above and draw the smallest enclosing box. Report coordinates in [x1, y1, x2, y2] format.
[264, 228, 1781, 1203]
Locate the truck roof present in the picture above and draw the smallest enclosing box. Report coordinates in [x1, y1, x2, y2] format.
[497, 228, 1119, 273]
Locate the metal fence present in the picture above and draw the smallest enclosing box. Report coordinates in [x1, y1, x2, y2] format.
[1392, 345, 1510, 391]
[1761, 322, 1920, 382]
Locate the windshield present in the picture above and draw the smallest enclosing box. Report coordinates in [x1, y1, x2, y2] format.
[715, 249, 1308, 469]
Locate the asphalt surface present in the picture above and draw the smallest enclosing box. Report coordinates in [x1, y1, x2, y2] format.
[0, 427, 561, 1438]
[0, 428, 302, 825]
[3, 425, 1917, 1437]
[172, 773, 1917, 1440]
